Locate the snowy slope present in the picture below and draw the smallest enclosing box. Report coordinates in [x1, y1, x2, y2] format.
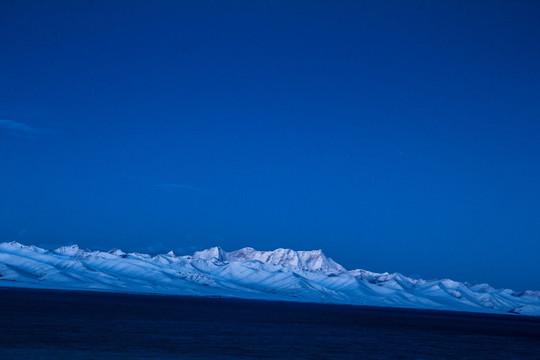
[1, 241, 539, 316]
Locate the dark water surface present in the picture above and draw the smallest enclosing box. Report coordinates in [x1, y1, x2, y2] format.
[0, 288, 539, 359]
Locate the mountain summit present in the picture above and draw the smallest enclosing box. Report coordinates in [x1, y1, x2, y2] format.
[193, 246, 345, 273]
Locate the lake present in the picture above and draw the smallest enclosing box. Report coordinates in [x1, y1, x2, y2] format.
[0, 287, 539, 359]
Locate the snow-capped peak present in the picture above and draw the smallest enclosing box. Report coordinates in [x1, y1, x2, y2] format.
[193, 246, 346, 273]
[0, 241, 47, 254]
[109, 248, 126, 256]
[193, 246, 227, 262]
[5, 241, 25, 249]
[54, 244, 82, 256]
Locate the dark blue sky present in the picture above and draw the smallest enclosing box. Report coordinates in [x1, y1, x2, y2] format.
[1, 1, 539, 290]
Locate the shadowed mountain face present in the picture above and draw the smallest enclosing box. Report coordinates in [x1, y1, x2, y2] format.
[1, 242, 539, 316]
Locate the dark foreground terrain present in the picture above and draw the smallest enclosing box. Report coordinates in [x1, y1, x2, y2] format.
[0, 287, 539, 359]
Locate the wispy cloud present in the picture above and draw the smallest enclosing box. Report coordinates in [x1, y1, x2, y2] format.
[155, 183, 211, 193]
[0, 119, 47, 138]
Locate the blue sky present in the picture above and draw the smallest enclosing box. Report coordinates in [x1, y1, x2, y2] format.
[1, 1, 539, 291]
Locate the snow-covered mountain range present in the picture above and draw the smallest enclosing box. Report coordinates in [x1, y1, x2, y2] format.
[1, 241, 539, 316]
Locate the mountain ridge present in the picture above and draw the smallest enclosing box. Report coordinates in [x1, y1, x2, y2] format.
[1, 241, 539, 316]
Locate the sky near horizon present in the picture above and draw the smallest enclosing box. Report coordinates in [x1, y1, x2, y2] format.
[1, 1, 540, 291]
